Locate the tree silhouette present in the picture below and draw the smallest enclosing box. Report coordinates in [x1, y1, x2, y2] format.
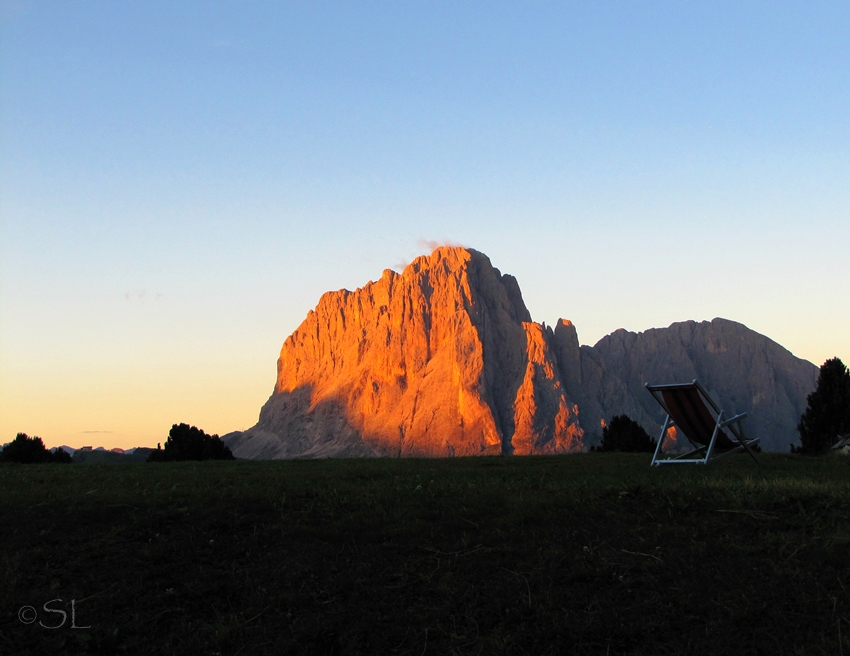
[796, 357, 850, 455]
[147, 423, 235, 462]
[596, 415, 657, 453]
[0, 433, 73, 464]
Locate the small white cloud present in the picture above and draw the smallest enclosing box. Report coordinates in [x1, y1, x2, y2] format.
[417, 238, 465, 252]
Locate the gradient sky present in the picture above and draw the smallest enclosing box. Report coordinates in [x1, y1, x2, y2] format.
[1, 1, 848, 450]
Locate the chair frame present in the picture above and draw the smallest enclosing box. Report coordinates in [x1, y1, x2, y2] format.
[646, 379, 760, 466]
[832, 434, 850, 450]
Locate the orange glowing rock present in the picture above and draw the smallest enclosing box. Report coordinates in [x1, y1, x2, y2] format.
[227, 247, 586, 458]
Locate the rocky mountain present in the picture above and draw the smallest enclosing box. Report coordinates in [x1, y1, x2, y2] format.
[224, 247, 818, 458]
[226, 248, 583, 458]
[556, 318, 818, 452]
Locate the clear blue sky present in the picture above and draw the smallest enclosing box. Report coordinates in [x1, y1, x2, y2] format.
[1, 1, 848, 448]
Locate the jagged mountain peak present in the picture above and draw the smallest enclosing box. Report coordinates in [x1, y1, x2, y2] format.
[224, 249, 817, 458]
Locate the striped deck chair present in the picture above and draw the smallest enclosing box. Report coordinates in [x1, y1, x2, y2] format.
[645, 380, 760, 466]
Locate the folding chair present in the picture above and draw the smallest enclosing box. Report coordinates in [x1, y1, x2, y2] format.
[832, 434, 850, 450]
[645, 379, 760, 466]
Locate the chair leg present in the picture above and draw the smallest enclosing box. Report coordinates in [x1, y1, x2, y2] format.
[651, 416, 670, 466]
[735, 420, 761, 465]
[703, 413, 723, 465]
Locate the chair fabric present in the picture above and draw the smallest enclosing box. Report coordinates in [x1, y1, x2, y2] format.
[646, 380, 759, 466]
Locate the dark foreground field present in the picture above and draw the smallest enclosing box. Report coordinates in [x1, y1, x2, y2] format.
[2, 454, 849, 655]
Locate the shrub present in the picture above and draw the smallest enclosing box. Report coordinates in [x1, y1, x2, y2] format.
[595, 415, 657, 453]
[147, 423, 235, 462]
[795, 357, 850, 455]
[0, 433, 73, 464]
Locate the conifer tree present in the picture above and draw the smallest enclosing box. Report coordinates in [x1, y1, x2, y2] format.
[597, 415, 657, 453]
[147, 423, 235, 462]
[0, 433, 72, 463]
[796, 358, 850, 455]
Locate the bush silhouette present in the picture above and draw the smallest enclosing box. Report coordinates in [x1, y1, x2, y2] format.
[596, 415, 657, 453]
[147, 424, 235, 462]
[795, 357, 850, 455]
[0, 433, 72, 464]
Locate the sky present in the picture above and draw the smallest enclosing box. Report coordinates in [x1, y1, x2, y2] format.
[1, 1, 848, 450]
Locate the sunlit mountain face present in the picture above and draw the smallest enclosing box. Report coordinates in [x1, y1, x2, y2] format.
[224, 248, 817, 458]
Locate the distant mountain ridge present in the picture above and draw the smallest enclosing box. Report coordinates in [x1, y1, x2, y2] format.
[71, 447, 155, 464]
[556, 317, 817, 451]
[224, 247, 817, 457]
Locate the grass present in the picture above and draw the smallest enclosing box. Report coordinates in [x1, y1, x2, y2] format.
[1, 453, 849, 655]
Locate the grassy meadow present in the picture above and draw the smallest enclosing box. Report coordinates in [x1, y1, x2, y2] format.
[1, 453, 849, 655]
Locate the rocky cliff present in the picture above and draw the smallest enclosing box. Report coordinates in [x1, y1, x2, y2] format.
[557, 318, 819, 452]
[225, 247, 818, 458]
[225, 247, 584, 458]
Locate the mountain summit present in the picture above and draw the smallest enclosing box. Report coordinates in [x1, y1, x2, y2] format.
[227, 247, 583, 458]
[225, 247, 817, 457]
